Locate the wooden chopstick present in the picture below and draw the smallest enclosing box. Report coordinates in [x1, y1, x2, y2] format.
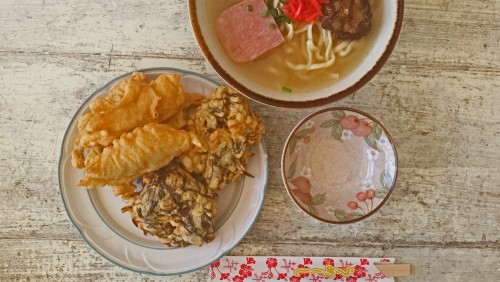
[374, 264, 411, 277]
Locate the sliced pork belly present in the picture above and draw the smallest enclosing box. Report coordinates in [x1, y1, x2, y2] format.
[216, 0, 285, 62]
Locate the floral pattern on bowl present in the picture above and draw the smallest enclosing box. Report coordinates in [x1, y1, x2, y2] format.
[281, 108, 398, 223]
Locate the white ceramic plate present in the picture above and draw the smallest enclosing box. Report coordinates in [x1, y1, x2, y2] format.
[58, 68, 268, 275]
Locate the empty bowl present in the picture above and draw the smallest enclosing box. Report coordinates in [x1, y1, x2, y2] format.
[281, 107, 398, 223]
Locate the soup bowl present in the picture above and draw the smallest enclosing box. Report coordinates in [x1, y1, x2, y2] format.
[281, 107, 398, 223]
[189, 0, 404, 108]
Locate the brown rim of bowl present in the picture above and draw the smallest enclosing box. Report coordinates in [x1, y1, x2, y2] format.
[188, 1, 405, 109]
[281, 107, 399, 224]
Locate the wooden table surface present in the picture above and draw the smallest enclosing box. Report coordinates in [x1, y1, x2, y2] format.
[1, 0, 499, 281]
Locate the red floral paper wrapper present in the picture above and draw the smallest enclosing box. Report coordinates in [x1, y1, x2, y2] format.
[209, 256, 395, 282]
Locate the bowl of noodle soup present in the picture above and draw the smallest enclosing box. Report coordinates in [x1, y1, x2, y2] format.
[189, 0, 404, 108]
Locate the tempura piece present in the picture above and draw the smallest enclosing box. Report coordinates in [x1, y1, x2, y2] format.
[79, 123, 191, 188]
[122, 165, 218, 247]
[179, 86, 265, 190]
[90, 72, 148, 113]
[72, 72, 206, 169]
[75, 72, 185, 150]
[162, 93, 207, 129]
[111, 183, 137, 200]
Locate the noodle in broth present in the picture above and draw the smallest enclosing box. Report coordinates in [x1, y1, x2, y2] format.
[210, 0, 381, 92]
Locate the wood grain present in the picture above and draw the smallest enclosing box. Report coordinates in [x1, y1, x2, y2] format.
[374, 264, 411, 277]
[0, 0, 499, 281]
[1, 240, 499, 281]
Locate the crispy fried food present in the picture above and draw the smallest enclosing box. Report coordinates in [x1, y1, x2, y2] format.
[71, 71, 266, 247]
[79, 123, 191, 188]
[72, 72, 205, 169]
[122, 165, 217, 247]
[75, 72, 184, 149]
[89, 72, 148, 113]
[111, 183, 137, 200]
[179, 86, 265, 190]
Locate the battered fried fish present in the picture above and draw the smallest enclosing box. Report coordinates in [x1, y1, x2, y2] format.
[79, 123, 191, 188]
[72, 72, 204, 169]
[74, 73, 184, 148]
[122, 165, 217, 247]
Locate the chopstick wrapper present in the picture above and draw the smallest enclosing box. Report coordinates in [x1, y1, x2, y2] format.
[209, 256, 395, 281]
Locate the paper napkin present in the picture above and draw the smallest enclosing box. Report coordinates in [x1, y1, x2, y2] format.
[208, 256, 395, 282]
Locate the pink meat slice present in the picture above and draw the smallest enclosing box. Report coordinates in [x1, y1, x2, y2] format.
[216, 0, 285, 62]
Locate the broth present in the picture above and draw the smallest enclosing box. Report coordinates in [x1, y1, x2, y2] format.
[209, 0, 382, 92]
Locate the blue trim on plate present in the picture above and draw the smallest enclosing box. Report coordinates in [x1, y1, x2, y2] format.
[86, 175, 246, 250]
[57, 67, 269, 276]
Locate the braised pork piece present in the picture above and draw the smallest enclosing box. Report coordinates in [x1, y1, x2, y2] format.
[321, 0, 372, 40]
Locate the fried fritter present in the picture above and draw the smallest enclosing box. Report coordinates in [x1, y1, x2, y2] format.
[122, 165, 218, 247]
[179, 86, 265, 190]
[71, 72, 265, 248]
[79, 123, 191, 188]
[119, 87, 264, 247]
[72, 72, 202, 169]
[75, 73, 182, 147]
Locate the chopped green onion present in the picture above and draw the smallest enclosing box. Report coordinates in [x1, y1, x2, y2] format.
[269, 23, 276, 29]
[264, 0, 290, 27]
[261, 8, 269, 17]
[282, 86, 293, 93]
[247, 5, 253, 11]
[270, 8, 279, 18]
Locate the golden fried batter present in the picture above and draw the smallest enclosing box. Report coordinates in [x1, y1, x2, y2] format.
[179, 86, 265, 190]
[71, 72, 265, 247]
[79, 123, 191, 188]
[74, 73, 184, 150]
[71, 73, 205, 169]
[122, 165, 218, 247]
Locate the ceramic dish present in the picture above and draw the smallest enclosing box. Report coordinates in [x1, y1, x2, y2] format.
[58, 68, 268, 275]
[281, 107, 397, 223]
[189, 0, 404, 108]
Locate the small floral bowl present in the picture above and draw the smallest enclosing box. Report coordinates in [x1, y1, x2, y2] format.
[281, 107, 398, 224]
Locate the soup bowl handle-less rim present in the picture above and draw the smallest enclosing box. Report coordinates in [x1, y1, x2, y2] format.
[281, 107, 399, 224]
[188, 0, 404, 108]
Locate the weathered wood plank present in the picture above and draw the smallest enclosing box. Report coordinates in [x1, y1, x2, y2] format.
[0, 54, 498, 245]
[0, 0, 197, 57]
[0, 0, 498, 69]
[0, 239, 498, 281]
[0, 0, 499, 280]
